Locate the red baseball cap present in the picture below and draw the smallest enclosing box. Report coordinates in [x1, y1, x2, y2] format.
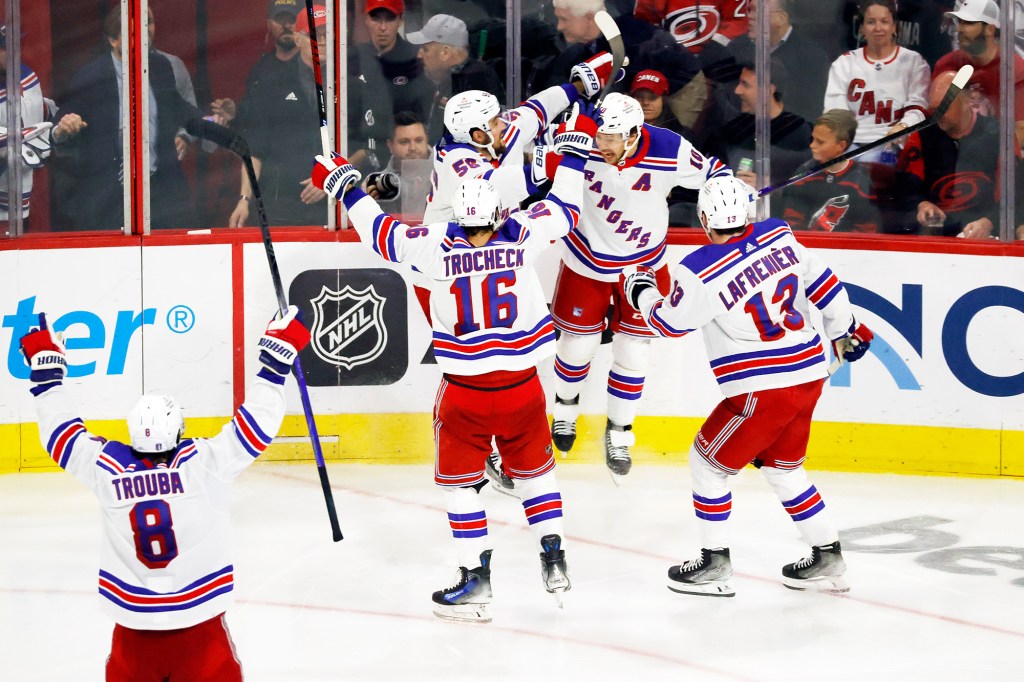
[312, 4, 327, 29]
[365, 0, 404, 16]
[630, 70, 669, 97]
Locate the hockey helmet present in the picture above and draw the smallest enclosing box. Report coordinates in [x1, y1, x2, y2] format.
[697, 176, 755, 234]
[128, 394, 185, 454]
[597, 93, 645, 140]
[444, 91, 501, 145]
[452, 178, 502, 229]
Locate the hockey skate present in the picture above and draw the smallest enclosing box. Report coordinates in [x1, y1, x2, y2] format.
[782, 541, 849, 593]
[604, 421, 634, 484]
[484, 451, 515, 497]
[551, 396, 579, 453]
[431, 550, 494, 623]
[667, 548, 735, 597]
[539, 534, 571, 608]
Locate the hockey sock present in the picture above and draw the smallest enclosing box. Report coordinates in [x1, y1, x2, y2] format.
[761, 465, 839, 547]
[443, 485, 490, 568]
[554, 331, 601, 401]
[514, 471, 565, 552]
[606, 334, 651, 426]
[690, 448, 732, 550]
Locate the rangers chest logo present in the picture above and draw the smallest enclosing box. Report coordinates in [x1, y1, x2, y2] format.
[311, 285, 388, 369]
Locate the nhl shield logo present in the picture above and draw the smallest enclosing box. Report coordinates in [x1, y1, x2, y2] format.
[311, 285, 388, 369]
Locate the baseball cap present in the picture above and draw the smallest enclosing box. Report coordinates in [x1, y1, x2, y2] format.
[365, 0, 404, 16]
[945, 0, 1000, 28]
[630, 70, 669, 97]
[312, 4, 327, 29]
[268, 0, 302, 20]
[406, 14, 468, 48]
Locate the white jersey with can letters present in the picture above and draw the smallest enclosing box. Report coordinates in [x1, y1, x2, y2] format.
[422, 84, 579, 224]
[824, 46, 930, 145]
[31, 377, 285, 630]
[346, 156, 587, 376]
[565, 123, 730, 282]
[634, 218, 857, 396]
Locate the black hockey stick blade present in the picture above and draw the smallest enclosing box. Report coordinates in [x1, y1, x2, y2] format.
[185, 117, 250, 158]
[594, 11, 625, 107]
[759, 64, 974, 197]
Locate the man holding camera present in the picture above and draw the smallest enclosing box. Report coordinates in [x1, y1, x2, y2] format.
[365, 110, 431, 220]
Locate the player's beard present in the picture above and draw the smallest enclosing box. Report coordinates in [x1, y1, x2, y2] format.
[277, 31, 296, 51]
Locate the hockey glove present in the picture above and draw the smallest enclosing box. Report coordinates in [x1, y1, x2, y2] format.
[257, 305, 311, 381]
[19, 313, 67, 393]
[570, 51, 627, 99]
[553, 103, 598, 159]
[832, 319, 874, 363]
[530, 144, 562, 185]
[311, 153, 362, 200]
[622, 265, 658, 310]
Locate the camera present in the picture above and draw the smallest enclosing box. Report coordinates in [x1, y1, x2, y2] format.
[367, 171, 401, 200]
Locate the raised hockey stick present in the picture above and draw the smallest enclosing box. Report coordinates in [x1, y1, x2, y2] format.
[758, 65, 974, 197]
[302, 0, 331, 157]
[593, 10, 625, 107]
[186, 118, 344, 543]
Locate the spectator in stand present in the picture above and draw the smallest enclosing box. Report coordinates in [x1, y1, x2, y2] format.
[825, 0, 931, 163]
[705, 59, 812, 190]
[544, 0, 710, 132]
[840, 0, 956, 68]
[402, 14, 503, 143]
[899, 70, 1019, 238]
[227, 0, 327, 227]
[366, 110, 433, 220]
[630, 69, 691, 136]
[363, 0, 420, 105]
[934, 0, 1024, 149]
[51, 7, 200, 231]
[633, 0, 748, 54]
[724, 0, 830, 125]
[779, 109, 909, 233]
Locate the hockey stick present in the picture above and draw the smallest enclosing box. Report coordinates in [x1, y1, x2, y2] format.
[302, 0, 331, 157]
[593, 11, 625, 107]
[758, 65, 974, 197]
[186, 118, 343, 542]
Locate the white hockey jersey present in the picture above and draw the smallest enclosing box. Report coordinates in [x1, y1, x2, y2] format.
[421, 84, 578, 224]
[635, 219, 857, 397]
[32, 377, 285, 630]
[565, 123, 730, 282]
[345, 156, 587, 376]
[824, 46, 930, 145]
[0, 65, 46, 219]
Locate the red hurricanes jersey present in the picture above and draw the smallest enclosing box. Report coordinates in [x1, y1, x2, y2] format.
[634, 0, 749, 52]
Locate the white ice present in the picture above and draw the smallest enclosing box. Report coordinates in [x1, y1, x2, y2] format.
[3, 463, 1024, 681]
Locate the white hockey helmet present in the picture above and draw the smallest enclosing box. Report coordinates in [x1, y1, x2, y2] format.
[444, 90, 501, 144]
[128, 394, 185, 454]
[452, 178, 502, 229]
[697, 176, 755, 234]
[597, 92, 645, 140]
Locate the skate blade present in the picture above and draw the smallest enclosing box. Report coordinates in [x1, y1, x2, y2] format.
[432, 602, 493, 623]
[667, 579, 735, 597]
[608, 468, 628, 486]
[782, 575, 850, 593]
[485, 478, 517, 498]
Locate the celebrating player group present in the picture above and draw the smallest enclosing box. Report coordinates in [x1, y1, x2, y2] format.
[18, 18, 879, 679]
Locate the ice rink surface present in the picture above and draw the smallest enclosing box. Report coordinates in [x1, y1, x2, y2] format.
[3, 462, 1024, 681]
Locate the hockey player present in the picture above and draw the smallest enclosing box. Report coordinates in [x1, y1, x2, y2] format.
[547, 92, 730, 480]
[422, 50, 621, 224]
[310, 105, 596, 622]
[422, 51, 620, 494]
[622, 176, 874, 595]
[18, 307, 310, 679]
